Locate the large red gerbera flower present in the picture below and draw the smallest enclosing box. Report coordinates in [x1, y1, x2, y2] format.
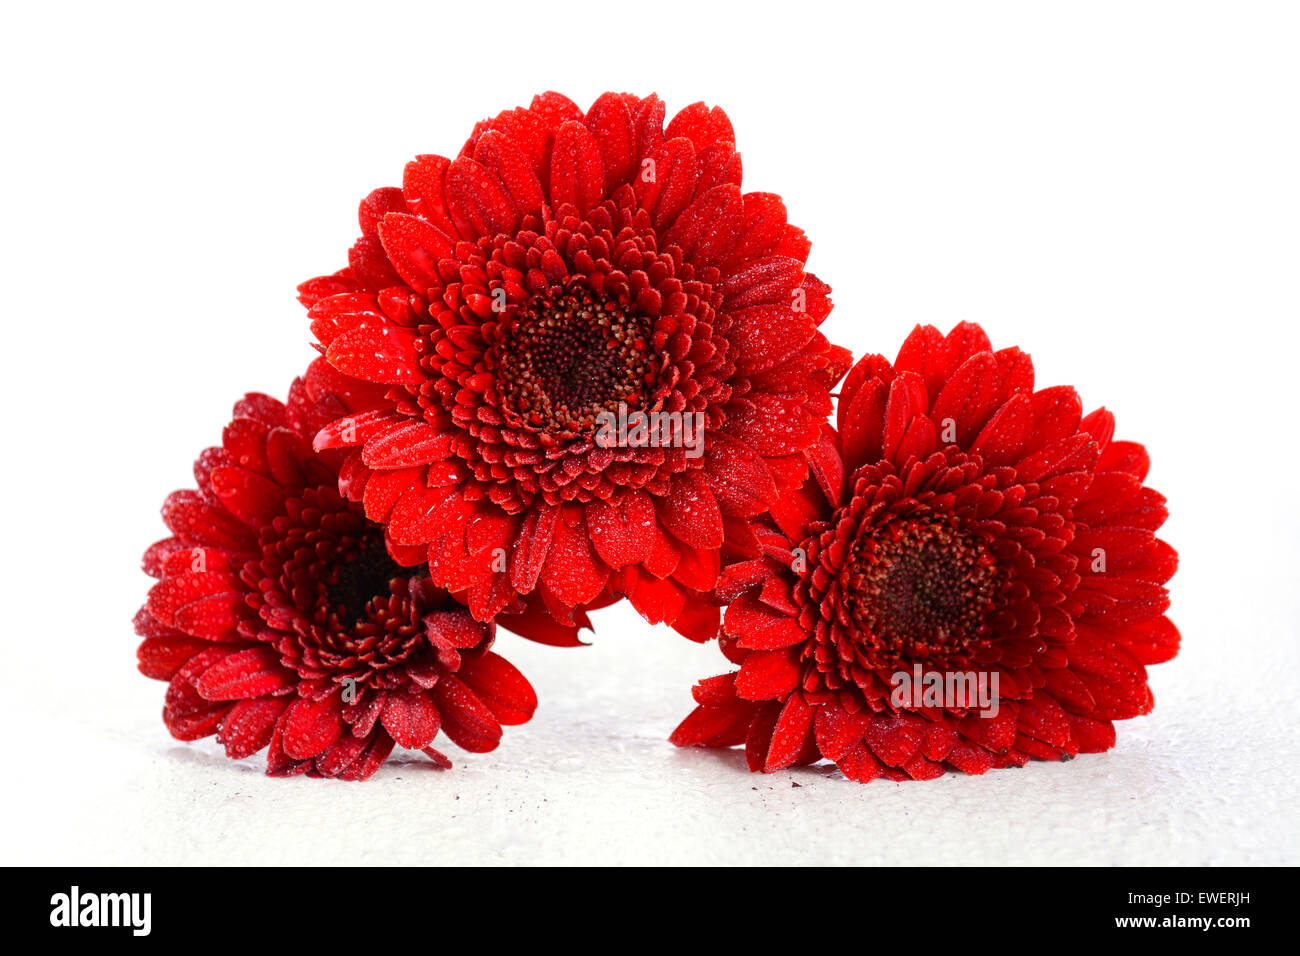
[135, 359, 541, 780]
[299, 91, 849, 641]
[671, 323, 1179, 781]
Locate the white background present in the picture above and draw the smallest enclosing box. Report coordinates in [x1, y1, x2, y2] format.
[2, 1, 1297, 865]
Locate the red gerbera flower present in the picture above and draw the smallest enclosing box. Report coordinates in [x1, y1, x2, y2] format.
[135, 359, 541, 780]
[671, 323, 1179, 782]
[299, 91, 849, 641]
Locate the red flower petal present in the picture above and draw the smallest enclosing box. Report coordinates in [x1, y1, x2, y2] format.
[471, 130, 545, 217]
[584, 92, 636, 192]
[659, 471, 723, 550]
[549, 119, 605, 214]
[162, 491, 255, 551]
[668, 599, 721, 643]
[433, 676, 503, 753]
[326, 325, 424, 386]
[765, 693, 815, 771]
[735, 649, 801, 701]
[664, 184, 743, 267]
[137, 633, 214, 681]
[401, 154, 459, 238]
[725, 393, 820, 457]
[665, 102, 735, 152]
[510, 503, 559, 593]
[624, 573, 686, 626]
[380, 689, 442, 750]
[281, 694, 344, 760]
[336, 733, 396, 781]
[446, 157, 519, 237]
[377, 212, 454, 292]
[729, 303, 817, 375]
[147, 571, 240, 628]
[172, 592, 247, 641]
[218, 696, 290, 759]
[540, 509, 605, 606]
[634, 137, 698, 230]
[209, 466, 285, 528]
[670, 700, 754, 748]
[197, 646, 294, 701]
[459, 651, 538, 725]
[585, 493, 653, 569]
[361, 420, 454, 470]
[930, 352, 1002, 445]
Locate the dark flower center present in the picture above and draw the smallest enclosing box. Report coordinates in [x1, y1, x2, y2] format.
[498, 286, 655, 434]
[327, 533, 409, 625]
[251, 488, 435, 685]
[844, 514, 1002, 668]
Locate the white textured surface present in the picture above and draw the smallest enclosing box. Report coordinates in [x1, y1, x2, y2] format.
[9, 596, 1299, 866]
[3, 1, 1299, 865]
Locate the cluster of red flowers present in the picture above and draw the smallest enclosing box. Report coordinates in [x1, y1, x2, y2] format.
[137, 93, 1177, 781]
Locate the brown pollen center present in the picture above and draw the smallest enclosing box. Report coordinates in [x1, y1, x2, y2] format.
[498, 287, 655, 434]
[844, 514, 1002, 668]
